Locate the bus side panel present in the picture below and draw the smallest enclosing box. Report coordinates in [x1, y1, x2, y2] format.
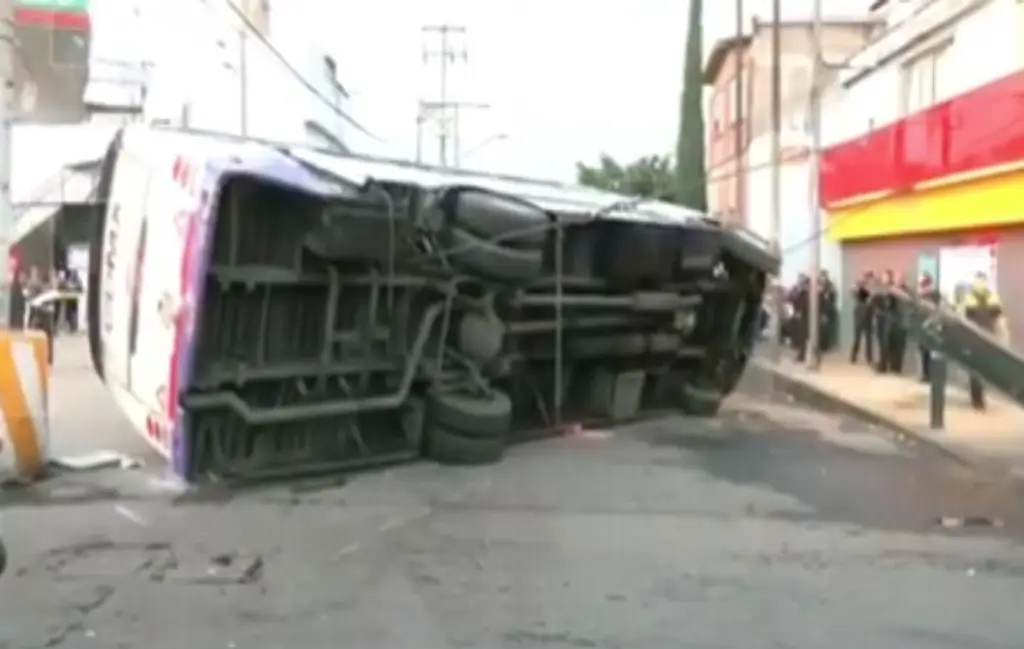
[87, 132, 122, 378]
[140, 158, 222, 476]
[90, 126, 231, 477]
[98, 140, 151, 402]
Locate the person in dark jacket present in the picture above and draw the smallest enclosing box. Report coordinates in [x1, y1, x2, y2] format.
[24, 266, 54, 365]
[872, 269, 899, 373]
[790, 274, 811, 362]
[849, 270, 875, 364]
[888, 272, 912, 373]
[916, 271, 941, 381]
[8, 270, 26, 329]
[819, 271, 838, 352]
[61, 269, 84, 333]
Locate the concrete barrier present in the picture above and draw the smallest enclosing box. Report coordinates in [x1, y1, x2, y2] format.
[0, 330, 50, 480]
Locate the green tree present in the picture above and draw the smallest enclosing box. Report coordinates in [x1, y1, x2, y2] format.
[576, 153, 676, 201]
[674, 0, 707, 211]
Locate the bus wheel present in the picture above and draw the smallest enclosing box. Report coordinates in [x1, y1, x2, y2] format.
[424, 389, 512, 465]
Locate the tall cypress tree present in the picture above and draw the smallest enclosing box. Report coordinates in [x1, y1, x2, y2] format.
[674, 0, 707, 211]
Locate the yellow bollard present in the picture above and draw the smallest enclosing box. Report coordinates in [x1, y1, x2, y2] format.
[0, 330, 50, 480]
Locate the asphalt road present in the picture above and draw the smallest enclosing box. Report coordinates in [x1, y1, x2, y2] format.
[3, 339, 1024, 649]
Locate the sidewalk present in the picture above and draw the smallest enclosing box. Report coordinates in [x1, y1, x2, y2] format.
[750, 354, 1024, 475]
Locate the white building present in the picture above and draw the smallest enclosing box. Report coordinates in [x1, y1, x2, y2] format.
[12, 0, 356, 276]
[119, 0, 349, 149]
[816, 0, 1024, 347]
[744, 124, 845, 289]
[824, 0, 1022, 146]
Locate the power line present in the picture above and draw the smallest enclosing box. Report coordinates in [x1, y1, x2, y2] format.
[219, 0, 385, 143]
[419, 24, 487, 166]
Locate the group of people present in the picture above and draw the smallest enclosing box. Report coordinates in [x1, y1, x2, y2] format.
[778, 271, 839, 362]
[848, 268, 1005, 411]
[848, 269, 932, 376]
[9, 266, 84, 364]
[777, 267, 1007, 411]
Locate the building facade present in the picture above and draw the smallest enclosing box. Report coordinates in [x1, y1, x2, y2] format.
[703, 18, 879, 226]
[140, 0, 348, 149]
[13, 0, 92, 122]
[9, 0, 353, 297]
[821, 0, 1024, 346]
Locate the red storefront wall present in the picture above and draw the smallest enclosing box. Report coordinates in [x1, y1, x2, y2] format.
[822, 69, 1024, 352]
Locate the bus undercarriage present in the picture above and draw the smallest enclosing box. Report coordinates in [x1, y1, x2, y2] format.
[173, 174, 775, 482]
[88, 132, 779, 483]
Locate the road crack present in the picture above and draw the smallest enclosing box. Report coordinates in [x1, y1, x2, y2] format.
[40, 584, 115, 648]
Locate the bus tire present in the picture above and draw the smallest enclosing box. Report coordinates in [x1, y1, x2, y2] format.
[427, 389, 512, 438]
[441, 226, 543, 284]
[439, 187, 550, 248]
[679, 381, 724, 417]
[655, 371, 723, 417]
[425, 424, 506, 465]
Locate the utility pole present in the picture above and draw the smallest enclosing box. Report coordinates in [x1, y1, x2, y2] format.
[453, 104, 461, 167]
[239, 28, 248, 135]
[139, 61, 151, 118]
[768, 0, 782, 360]
[733, 0, 744, 225]
[421, 24, 477, 166]
[806, 0, 823, 369]
[418, 99, 489, 166]
[0, 0, 13, 328]
[416, 112, 425, 163]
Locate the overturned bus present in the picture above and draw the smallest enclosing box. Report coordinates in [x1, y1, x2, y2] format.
[86, 126, 779, 483]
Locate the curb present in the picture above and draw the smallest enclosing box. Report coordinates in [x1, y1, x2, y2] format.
[745, 360, 1000, 471]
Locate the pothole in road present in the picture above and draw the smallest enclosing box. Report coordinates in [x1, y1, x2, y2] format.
[165, 551, 264, 585]
[39, 540, 263, 585]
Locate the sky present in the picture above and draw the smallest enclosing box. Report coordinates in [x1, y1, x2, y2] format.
[81, 0, 876, 183]
[304, 0, 873, 181]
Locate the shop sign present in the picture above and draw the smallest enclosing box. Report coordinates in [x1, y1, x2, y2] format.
[16, 0, 89, 11]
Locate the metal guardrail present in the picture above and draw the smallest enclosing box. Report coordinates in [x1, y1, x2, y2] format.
[890, 286, 1024, 429]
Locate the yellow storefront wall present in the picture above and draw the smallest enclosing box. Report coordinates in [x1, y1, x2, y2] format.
[828, 168, 1024, 241]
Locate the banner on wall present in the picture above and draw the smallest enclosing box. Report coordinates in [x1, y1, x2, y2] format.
[937, 244, 997, 306]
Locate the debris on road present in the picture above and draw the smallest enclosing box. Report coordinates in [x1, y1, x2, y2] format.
[935, 516, 1004, 529]
[48, 450, 143, 472]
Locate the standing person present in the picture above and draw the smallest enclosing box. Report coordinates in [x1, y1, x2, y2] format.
[917, 271, 940, 381]
[9, 270, 26, 330]
[888, 272, 912, 373]
[52, 269, 66, 333]
[960, 272, 1007, 410]
[819, 271, 838, 352]
[871, 269, 898, 373]
[790, 274, 811, 362]
[25, 266, 54, 365]
[63, 268, 83, 333]
[21, 266, 43, 329]
[850, 271, 875, 364]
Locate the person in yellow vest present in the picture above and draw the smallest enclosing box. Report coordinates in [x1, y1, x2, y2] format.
[960, 272, 1009, 411]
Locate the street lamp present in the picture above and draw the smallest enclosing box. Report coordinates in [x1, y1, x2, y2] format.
[457, 133, 508, 166]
